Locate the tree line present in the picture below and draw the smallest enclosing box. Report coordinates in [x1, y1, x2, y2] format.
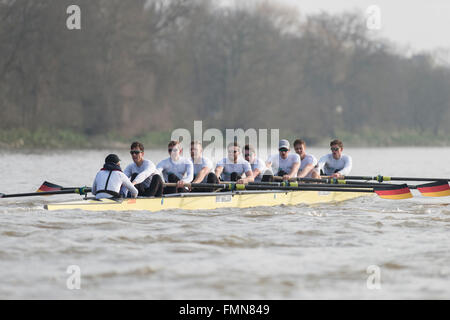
[1, 0, 449, 146]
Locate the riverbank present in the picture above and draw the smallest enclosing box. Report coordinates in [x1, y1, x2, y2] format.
[0, 128, 171, 150]
[1, 127, 450, 149]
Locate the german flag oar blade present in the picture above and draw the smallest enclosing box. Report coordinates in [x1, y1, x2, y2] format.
[37, 181, 63, 192]
[374, 184, 413, 200]
[416, 180, 450, 197]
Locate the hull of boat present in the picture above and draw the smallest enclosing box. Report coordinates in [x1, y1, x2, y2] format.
[44, 190, 369, 212]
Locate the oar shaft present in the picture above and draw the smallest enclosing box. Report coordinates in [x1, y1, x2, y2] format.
[1, 188, 91, 198]
[249, 181, 378, 189]
[342, 175, 450, 182]
[243, 185, 374, 193]
[164, 182, 374, 193]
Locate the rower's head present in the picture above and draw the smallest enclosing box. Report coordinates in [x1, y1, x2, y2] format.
[330, 139, 344, 160]
[168, 140, 182, 160]
[190, 140, 203, 160]
[227, 142, 241, 162]
[105, 153, 120, 166]
[278, 139, 290, 159]
[244, 144, 256, 163]
[130, 141, 144, 165]
[294, 139, 306, 159]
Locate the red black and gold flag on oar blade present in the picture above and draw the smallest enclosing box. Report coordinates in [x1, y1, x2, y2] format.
[37, 181, 63, 192]
[416, 181, 450, 197]
[374, 184, 413, 200]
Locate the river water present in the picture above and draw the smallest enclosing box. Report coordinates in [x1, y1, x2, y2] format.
[1, 147, 450, 299]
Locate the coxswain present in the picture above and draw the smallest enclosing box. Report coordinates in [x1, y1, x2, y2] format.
[92, 154, 138, 199]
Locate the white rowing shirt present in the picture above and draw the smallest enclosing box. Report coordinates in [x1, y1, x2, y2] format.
[92, 170, 138, 199]
[298, 154, 318, 178]
[317, 154, 352, 175]
[156, 156, 194, 183]
[216, 157, 252, 181]
[249, 157, 267, 182]
[266, 153, 300, 174]
[192, 156, 213, 177]
[123, 159, 158, 184]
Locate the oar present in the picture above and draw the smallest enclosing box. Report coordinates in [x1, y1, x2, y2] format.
[164, 182, 411, 199]
[271, 176, 450, 198]
[340, 175, 450, 183]
[316, 176, 450, 198]
[0, 187, 91, 198]
[36, 181, 80, 192]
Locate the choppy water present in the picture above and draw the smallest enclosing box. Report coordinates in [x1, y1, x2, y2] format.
[1, 147, 450, 299]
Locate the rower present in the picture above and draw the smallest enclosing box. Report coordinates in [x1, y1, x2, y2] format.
[156, 140, 194, 194]
[265, 139, 300, 181]
[123, 141, 163, 197]
[190, 140, 216, 184]
[243, 144, 271, 182]
[293, 139, 320, 179]
[316, 139, 352, 178]
[214, 142, 254, 184]
[92, 154, 138, 199]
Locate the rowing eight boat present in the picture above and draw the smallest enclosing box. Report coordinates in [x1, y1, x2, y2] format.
[44, 189, 369, 212]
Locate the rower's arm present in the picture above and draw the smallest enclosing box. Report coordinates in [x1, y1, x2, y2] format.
[242, 170, 255, 183]
[338, 156, 352, 176]
[121, 173, 138, 198]
[288, 161, 300, 178]
[251, 168, 261, 179]
[182, 161, 194, 183]
[193, 167, 210, 183]
[215, 166, 224, 180]
[91, 176, 98, 195]
[298, 163, 315, 178]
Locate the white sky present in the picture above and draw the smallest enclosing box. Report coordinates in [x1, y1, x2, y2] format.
[223, 0, 450, 54]
[276, 0, 450, 53]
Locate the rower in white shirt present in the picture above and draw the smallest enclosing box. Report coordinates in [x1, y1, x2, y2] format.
[243, 144, 270, 182]
[215, 142, 254, 184]
[156, 140, 194, 194]
[123, 141, 163, 197]
[266, 139, 300, 181]
[316, 139, 352, 178]
[92, 154, 138, 199]
[293, 139, 320, 179]
[190, 140, 215, 184]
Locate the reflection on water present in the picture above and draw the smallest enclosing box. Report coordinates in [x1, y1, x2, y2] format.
[1, 148, 450, 299]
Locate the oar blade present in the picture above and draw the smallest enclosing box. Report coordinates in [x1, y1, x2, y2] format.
[374, 184, 413, 200]
[416, 181, 450, 197]
[37, 181, 64, 192]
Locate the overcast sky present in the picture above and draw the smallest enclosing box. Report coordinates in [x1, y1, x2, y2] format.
[223, 0, 450, 54]
[276, 0, 450, 53]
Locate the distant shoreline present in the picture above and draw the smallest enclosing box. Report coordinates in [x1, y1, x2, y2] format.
[1, 127, 450, 150]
